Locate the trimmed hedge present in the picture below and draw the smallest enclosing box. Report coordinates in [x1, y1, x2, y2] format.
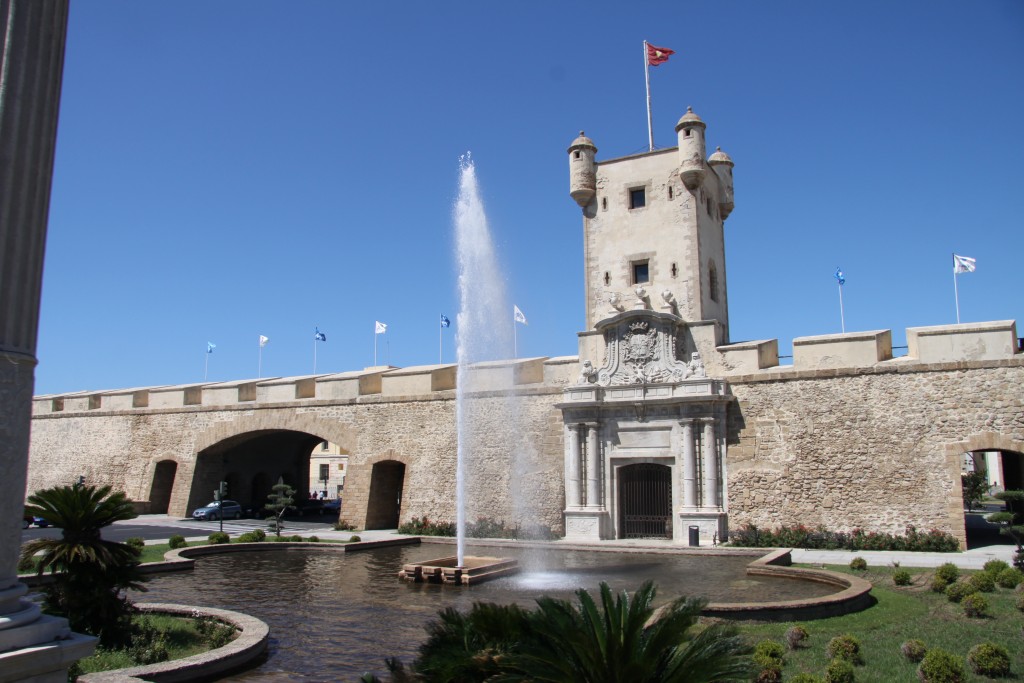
[729, 524, 959, 552]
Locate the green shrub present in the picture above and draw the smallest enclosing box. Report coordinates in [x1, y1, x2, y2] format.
[945, 580, 977, 603]
[824, 657, 855, 683]
[168, 534, 187, 549]
[1016, 594, 1024, 612]
[961, 592, 988, 618]
[968, 571, 995, 592]
[754, 640, 786, 661]
[918, 648, 965, 683]
[930, 575, 950, 593]
[124, 537, 145, 554]
[728, 524, 959, 552]
[935, 563, 960, 583]
[396, 516, 456, 536]
[194, 616, 236, 648]
[893, 568, 912, 586]
[966, 642, 1010, 677]
[901, 639, 927, 662]
[982, 559, 1010, 576]
[334, 519, 356, 531]
[785, 624, 809, 650]
[273, 536, 290, 542]
[790, 675, 823, 683]
[207, 531, 230, 544]
[995, 566, 1023, 588]
[237, 530, 266, 543]
[826, 634, 861, 664]
[307, 535, 320, 543]
[288, 534, 303, 542]
[349, 535, 361, 542]
[752, 655, 781, 683]
[849, 557, 867, 571]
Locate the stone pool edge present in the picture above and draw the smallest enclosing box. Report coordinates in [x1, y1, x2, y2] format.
[76, 603, 269, 683]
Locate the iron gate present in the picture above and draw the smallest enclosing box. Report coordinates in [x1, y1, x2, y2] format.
[618, 463, 672, 539]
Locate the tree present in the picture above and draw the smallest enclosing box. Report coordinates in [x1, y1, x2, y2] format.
[264, 477, 296, 537]
[20, 484, 145, 646]
[961, 471, 988, 511]
[988, 490, 1024, 569]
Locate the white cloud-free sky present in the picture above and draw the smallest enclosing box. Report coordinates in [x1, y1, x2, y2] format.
[36, 0, 1024, 394]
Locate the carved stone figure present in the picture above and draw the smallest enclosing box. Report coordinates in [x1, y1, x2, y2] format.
[606, 291, 624, 315]
[687, 351, 706, 378]
[633, 285, 648, 310]
[578, 359, 597, 384]
[660, 289, 676, 313]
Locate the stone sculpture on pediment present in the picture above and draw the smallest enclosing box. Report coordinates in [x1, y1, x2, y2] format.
[576, 311, 699, 387]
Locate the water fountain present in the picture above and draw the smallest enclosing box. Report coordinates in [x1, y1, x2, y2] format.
[399, 155, 520, 584]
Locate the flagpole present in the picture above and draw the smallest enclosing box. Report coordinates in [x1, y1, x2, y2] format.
[439, 322, 442, 364]
[204, 350, 209, 381]
[644, 40, 654, 152]
[953, 253, 961, 324]
[838, 283, 846, 333]
[374, 330, 378, 367]
[258, 342, 262, 378]
[513, 313, 518, 359]
[313, 336, 317, 374]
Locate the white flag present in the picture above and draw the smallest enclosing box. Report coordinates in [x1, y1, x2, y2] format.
[375, 321, 387, 334]
[513, 305, 527, 325]
[259, 335, 269, 347]
[953, 254, 976, 274]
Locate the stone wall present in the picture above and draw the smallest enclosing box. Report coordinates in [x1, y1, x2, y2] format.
[725, 358, 1024, 546]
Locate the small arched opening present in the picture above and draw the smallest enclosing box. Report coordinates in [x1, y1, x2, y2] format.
[148, 460, 178, 514]
[962, 448, 1024, 549]
[365, 460, 406, 530]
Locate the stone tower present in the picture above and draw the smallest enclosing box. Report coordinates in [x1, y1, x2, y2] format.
[568, 108, 735, 349]
[560, 108, 736, 545]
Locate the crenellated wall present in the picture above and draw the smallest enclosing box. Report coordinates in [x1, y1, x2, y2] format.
[28, 322, 1022, 546]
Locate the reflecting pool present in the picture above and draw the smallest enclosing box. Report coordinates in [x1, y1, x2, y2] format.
[137, 543, 835, 680]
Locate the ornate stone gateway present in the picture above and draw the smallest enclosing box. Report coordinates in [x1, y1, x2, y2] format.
[559, 309, 732, 545]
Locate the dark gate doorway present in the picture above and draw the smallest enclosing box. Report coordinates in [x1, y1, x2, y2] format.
[618, 463, 672, 539]
[148, 460, 177, 514]
[366, 461, 406, 530]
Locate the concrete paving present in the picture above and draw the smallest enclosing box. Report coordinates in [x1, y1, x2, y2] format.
[118, 515, 1018, 570]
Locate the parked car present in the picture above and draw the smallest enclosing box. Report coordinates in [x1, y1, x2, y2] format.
[322, 498, 341, 514]
[192, 500, 242, 521]
[296, 499, 325, 517]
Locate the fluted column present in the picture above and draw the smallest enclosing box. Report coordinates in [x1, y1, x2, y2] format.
[0, 0, 96, 673]
[585, 422, 601, 508]
[700, 417, 719, 508]
[565, 424, 582, 508]
[680, 419, 697, 509]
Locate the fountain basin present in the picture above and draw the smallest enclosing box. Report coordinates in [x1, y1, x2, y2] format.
[399, 555, 519, 585]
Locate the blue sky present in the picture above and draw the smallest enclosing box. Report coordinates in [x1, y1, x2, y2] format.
[36, 1, 1024, 395]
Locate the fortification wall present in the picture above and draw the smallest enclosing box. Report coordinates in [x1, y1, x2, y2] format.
[725, 359, 1024, 546]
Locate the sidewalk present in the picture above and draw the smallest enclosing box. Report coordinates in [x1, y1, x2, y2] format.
[120, 516, 1017, 570]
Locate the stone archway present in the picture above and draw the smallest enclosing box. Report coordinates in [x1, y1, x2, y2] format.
[945, 433, 1024, 550]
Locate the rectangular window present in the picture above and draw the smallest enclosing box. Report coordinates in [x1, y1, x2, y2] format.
[321, 441, 328, 451]
[632, 260, 650, 284]
[629, 187, 646, 209]
[319, 464, 330, 480]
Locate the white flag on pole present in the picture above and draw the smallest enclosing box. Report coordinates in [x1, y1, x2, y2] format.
[375, 321, 388, 334]
[513, 305, 527, 325]
[953, 254, 976, 274]
[259, 335, 269, 347]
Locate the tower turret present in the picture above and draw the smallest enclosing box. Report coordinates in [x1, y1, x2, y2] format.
[708, 146, 735, 219]
[675, 107, 706, 190]
[568, 131, 598, 207]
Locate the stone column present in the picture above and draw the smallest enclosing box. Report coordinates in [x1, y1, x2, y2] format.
[700, 417, 719, 509]
[585, 422, 601, 508]
[0, 0, 97, 676]
[679, 419, 697, 509]
[565, 424, 582, 508]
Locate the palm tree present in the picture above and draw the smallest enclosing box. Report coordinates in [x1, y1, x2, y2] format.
[20, 484, 145, 646]
[412, 602, 533, 681]
[497, 581, 753, 683]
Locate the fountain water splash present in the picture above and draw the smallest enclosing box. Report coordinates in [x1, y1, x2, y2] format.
[453, 154, 514, 566]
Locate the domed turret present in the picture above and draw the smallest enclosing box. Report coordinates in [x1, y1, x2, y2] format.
[568, 131, 598, 208]
[708, 146, 735, 219]
[675, 107, 706, 191]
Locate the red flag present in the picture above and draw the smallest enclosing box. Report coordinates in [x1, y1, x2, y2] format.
[646, 43, 675, 66]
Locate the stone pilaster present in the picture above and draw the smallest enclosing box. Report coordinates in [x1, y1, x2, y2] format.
[565, 424, 581, 508]
[679, 419, 697, 510]
[700, 417, 719, 509]
[584, 422, 601, 508]
[0, 1, 97, 678]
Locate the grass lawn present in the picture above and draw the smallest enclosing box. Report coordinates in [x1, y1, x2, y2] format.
[70, 612, 236, 676]
[737, 564, 1024, 681]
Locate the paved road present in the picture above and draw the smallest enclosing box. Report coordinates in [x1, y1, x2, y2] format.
[21, 516, 337, 544]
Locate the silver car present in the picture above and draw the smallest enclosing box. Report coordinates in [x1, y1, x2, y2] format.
[192, 500, 242, 521]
